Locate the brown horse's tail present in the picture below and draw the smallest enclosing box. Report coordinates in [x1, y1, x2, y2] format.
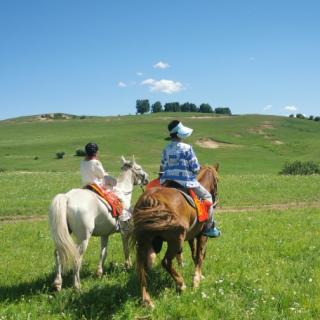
[133, 191, 182, 235]
[131, 189, 183, 275]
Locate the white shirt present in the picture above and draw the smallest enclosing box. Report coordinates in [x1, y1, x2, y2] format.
[80, 159, 106, 186]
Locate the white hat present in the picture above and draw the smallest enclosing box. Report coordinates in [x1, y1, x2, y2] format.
[170, 121, 193, 138]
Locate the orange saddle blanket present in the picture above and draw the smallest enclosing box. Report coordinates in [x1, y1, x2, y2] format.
[85, 184, 123, 217]
[188, 189, 211, 222]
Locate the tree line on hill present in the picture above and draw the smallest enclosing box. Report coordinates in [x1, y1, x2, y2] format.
[135, 99, 232, 115]
[289, 114, 320, 122]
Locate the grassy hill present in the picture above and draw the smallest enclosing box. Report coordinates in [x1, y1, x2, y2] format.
[0, 113, 319, 175]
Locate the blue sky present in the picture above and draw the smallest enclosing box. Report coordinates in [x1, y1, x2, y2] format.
[0, 0, 319, 120]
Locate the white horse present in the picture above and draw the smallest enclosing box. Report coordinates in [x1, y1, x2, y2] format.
[48, 156, 149, 291]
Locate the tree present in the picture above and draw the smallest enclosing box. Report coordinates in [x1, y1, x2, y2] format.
[180, 102, 190, 112]
[189, 103, 198, 112]
[151, 101, 163, 113]
[181, 102, 195, 112]
[164, 102, 180, 112]
[215, 107, 232, 115]
[308, 115, 314, 120]
[289, 114, 295, 118]
[136, 99, 150, 114]
[314, 116, 320, 122]
[296, 113, 305, 119]
[199, 103, 213, 113]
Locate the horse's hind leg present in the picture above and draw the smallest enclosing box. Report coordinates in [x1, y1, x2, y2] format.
[161, 232, 186, 292]
[120, 220, 132, 269]
[73, 238, 89, 290]
[96, 236, 109, 278]
[137, 239, 154, 309]
[53, 249, 62, 291]
[193, 235, 208, 288]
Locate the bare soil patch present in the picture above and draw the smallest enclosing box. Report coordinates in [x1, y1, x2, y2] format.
[272, 140, 284, 145]
[196, 138, 240, 149]
[1, 201, 319, 223]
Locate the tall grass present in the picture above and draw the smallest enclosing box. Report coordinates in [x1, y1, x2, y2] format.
[0, 208, 319, 319]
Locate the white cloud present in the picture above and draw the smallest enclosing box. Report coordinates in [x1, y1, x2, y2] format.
[263, 104, 272, 111]
[136, 72, 143, 76]
[284, 105, 297, 112]
[153, 61, 170, 69]
[117, 81, 127, 88]
[141, 78, 183, 94]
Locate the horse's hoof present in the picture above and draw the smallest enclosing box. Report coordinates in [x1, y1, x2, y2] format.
[142, 299, 155, 309]
[124, 262, 132, 270]
[193, 277, 200, 289]
[53, 284, 62, 292]
[96, 269, 103, 278]
[176, 283, 187, 292]
[74, 284, 81, 291]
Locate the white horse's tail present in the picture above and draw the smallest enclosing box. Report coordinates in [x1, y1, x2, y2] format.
[49, 194, 80, 273]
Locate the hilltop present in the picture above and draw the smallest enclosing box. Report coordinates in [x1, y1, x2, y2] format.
[0, 113, 319, 175]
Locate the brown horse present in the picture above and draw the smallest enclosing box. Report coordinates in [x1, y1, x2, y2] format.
[132, 164, 219, 308]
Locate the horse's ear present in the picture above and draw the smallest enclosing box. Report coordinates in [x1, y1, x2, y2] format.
[214, 163, 219, 171]
[121, 156, 126, 164]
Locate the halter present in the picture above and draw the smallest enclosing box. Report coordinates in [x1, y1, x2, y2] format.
[120, 162, 148, 194]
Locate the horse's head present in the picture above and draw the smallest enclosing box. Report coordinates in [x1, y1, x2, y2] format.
[198, 163, 219, 201]
[121, 155, 149, 186]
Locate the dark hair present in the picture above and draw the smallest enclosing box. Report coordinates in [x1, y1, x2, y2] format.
[168, 120, 180, 138]
[85, 142, 99, 157]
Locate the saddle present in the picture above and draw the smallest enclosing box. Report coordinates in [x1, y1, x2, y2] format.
[85, 184, 123, 218]
[162, 180, 211, 222]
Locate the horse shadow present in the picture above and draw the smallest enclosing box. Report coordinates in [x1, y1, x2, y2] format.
[0, 261, 175, 319]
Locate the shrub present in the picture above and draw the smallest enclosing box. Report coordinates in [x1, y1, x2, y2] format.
[280, 161, 320, 175]
[55, 152, 65, 159]
[34, 156, 39, 160]
[0, 168, 6, 173]
[75, 149, 86, 157]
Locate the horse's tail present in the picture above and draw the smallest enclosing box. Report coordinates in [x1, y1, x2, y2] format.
[48, 194, 80, 273]
[132, 191, 184, 292]
[133, 192, 181, 235]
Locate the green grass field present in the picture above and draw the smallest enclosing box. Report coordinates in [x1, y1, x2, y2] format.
[1, 113, 320, 175]
[0, 208, 319, 319]
[0, 172, 319, 217]
[0, 113, 319, 319]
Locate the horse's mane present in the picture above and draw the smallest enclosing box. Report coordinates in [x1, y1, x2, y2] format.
[197, 165, 219, 191]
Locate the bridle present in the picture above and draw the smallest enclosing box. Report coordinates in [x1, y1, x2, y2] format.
[121, 162, 148, 194]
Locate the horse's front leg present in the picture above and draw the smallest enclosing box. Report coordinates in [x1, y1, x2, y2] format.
[193, 235, 208, 288]
[188, 239, 197, 264]
[96, 236, 109, 278]
[120, 220, 132, 269]
[53, 249, 62, 291]
[74, 239, 89, 290]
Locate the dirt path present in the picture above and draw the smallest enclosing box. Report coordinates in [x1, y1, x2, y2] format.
[1, 201, 320, 223]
